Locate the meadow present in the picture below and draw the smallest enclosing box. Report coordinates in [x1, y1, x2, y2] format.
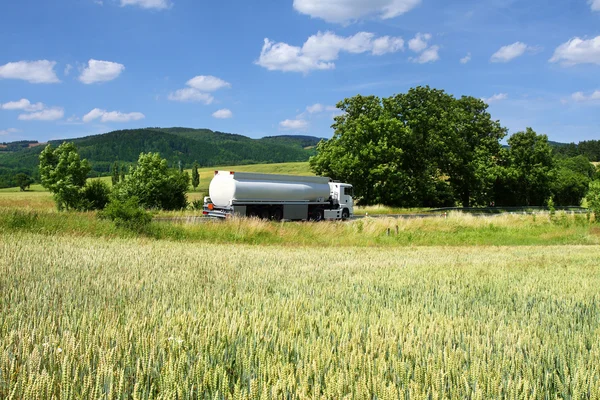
[1, 232, 599, 399]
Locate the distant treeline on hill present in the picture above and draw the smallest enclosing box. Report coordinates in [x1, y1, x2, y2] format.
[0, 128, 323, 188]
[550, 140, 600, 161]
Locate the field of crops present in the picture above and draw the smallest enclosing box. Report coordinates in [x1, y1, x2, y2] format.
[2, 232, 599, 399]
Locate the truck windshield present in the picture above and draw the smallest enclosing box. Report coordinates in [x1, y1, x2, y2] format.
[344, 187, 353, 197]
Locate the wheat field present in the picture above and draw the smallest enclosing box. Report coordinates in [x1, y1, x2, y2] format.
[1, 232, 599, 399]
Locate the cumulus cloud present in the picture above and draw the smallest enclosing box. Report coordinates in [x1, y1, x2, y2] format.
[120, 0, 172, 9]
[550, 36, 600, 66]
[257, 31, 404, 73]
[168, 75, 229, 104]
[0, 128, 20, 135]
[1, 99, 45, 112]
[293, 0, 421, 23]
[18, 107, 64, 121]
[460, 53, 472, 64]
[83, 108, 145, 123]
[411, 45, 440, 63]
[212, 109, 233, 119]
[590, 0, 600, 11]
[280, 119, 309, 131]
[491, 42, 529, 63]
[168, 88, 214, 104]
[482, 93, 508, 104]
[571, 90, 600, 102]
[0, 60, 60, 83]
[79, 59, 125, 84]
[408, 33, 431, 53]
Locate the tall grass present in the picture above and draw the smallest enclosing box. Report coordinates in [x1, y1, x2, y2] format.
[1, 208, 598, 246]
[1, 233, 599, 398]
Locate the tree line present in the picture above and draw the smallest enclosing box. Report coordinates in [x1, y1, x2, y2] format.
[310, 86, 600, 208]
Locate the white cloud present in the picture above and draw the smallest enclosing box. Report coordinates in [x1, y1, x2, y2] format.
[168, 88, 214, 104]
[550, 36, 600, 66]
[120, 0, 172, 9]
[590, 0, 600, 11]
[0, 60, 60, 83]
[460, 52, 472, 64]
[64, 64, 73, 76]
[1, 99, 45, 112]
[83, 108, 145, 123]
[186, 75, 231, 92]
[169, 75, 229, 104]
[279, 119, 309, 131]
[411, 45, 440, 63]
[482, 93, 508, 103]
[491, 42, 529, 63]
[571, 90, 600, 102]
[0, 128, 20, 135]
[293, 0, 421, 23]
[18, 107, 64, 121]
[306, 103, 336, 114]
[408, 33, 431, 53]
[212, 109, 233, 119]
[257, 31, 404, 73]
[79, 59, 125, 84]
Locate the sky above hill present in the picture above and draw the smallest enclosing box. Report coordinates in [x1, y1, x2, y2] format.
[1, 0, 599, 143]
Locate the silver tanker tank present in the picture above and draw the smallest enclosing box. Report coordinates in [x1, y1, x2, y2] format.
[209, 171, 331, 207]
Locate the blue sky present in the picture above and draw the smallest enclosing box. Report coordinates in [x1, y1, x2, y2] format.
[1, 0, 599, 143]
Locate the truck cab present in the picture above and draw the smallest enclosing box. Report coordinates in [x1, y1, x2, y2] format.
[327, 182, 354, 220]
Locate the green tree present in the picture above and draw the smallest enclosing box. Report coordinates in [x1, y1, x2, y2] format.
[586, 181, 600, 221]
[310, 87, 506, 207]
[191, 161, 200, 190]
[551, 156, 595, 206]
[14, 173, 34, 191]
[114, 152, 189, 210]
[120, 164, 126, 182]
[111, 161, 119, 186]
[39, 143, 91, 211]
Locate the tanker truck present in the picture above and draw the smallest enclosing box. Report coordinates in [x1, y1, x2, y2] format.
[202, 171, 354, 221]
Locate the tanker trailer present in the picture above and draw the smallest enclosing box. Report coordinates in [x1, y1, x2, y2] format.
[203, 171, 354, 221]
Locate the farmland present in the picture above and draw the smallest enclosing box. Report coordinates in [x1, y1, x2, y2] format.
[1, 232, 600, 399]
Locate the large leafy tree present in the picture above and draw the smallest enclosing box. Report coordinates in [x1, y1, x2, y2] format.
[39, 143, 91, 210]
[14, 173, 34, 191]
[495, 128, 556, 206]
[114, 152, 189, 210]
[310, 87, 506, 207]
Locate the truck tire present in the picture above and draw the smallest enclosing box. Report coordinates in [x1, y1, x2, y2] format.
[271, 207, 283, 221]
[342, 208, 350, 221]
[309, 208, 324, 222]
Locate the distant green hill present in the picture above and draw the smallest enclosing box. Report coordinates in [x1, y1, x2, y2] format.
[0, 128, 324, 188]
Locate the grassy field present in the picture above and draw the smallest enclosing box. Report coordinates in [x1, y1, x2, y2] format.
[1, 232, 599, 399]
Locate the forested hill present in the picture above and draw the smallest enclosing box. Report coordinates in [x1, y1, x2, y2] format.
[0, 128, 324, 186]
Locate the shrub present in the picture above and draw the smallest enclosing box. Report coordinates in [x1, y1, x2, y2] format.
[79, 180, 111, 211]
[99, 197, 152, 231]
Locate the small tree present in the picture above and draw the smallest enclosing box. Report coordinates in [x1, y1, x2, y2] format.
[15, 173, 34, 191]
[114, 152, 189, 210]
[120, 165, 126, 182]
[39, 143, 91, 210]
[192, 161, 200, 190]
[587, 181, 600, 222]
[111, 161, 119, 186]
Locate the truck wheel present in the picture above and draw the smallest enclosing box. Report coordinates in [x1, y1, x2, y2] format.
[342, 209, 350, 221]
[309, 208, 324, 222]
[271, 207, 283, 221]
[260, 208, 270, 220]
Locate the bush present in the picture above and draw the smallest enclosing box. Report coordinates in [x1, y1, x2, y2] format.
[99, 197, 152, 231]
[586, 181, 600, 221]
[113, 153, 189, 211]
[79, 180, 111, 211]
